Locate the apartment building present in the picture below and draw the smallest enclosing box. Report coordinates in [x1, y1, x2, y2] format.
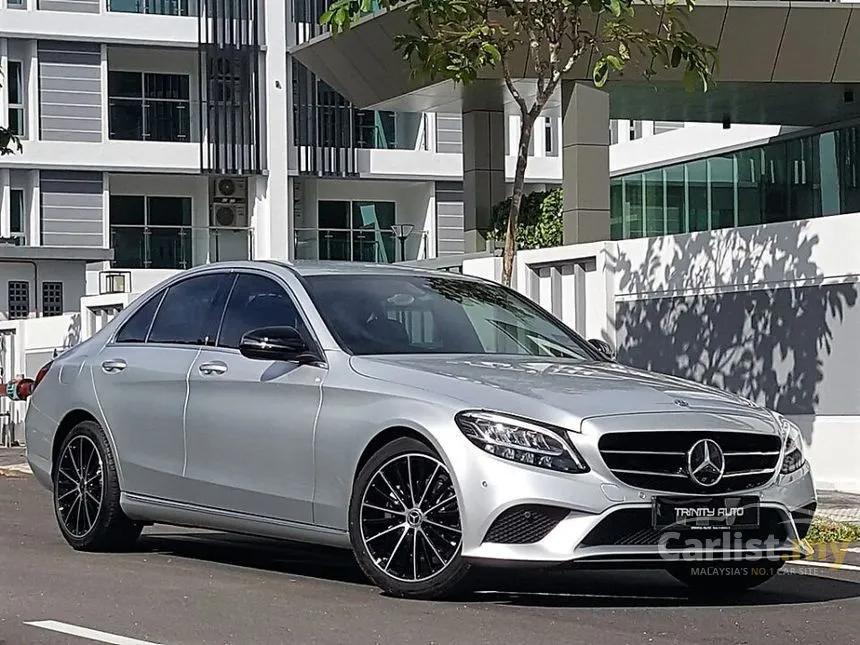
[1, 0, 777, 322]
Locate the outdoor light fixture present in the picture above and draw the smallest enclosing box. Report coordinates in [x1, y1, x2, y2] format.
[100, 271, 130, 295]
[390, 223, 415, 262]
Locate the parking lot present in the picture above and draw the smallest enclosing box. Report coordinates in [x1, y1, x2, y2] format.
[2, 475, 860, 645]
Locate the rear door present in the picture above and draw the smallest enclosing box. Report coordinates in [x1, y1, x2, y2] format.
[92, 272, 232, 501]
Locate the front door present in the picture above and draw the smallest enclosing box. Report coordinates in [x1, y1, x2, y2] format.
[92, 272, 230, 501]
[182, 271, 324, 524]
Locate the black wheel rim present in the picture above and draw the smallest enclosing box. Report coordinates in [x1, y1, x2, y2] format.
[56, 435, 104, 538]
[359, 453, 462, 583]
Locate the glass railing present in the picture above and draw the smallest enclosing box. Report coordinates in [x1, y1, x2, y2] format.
[294, 228, 428, 263]
[107, 0, 195, 16]
[110, 225, 253, 269]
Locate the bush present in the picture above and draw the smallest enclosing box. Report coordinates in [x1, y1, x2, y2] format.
[487, 188, 563, 251]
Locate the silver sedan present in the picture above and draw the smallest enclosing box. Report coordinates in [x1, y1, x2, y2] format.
[25, 261, 816, 599]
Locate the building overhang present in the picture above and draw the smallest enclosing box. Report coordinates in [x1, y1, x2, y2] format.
[290, 0, 860, 125]
[0, 246, 114, 263]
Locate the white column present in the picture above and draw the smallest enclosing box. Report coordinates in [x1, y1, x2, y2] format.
[26, 40, 38, 142]
[29, 169, 40, 246]
[263, 0, 290, 260]
[0, 169, 10, 238]
[0, 39, 9, 131]
[99, 44, 109, 142]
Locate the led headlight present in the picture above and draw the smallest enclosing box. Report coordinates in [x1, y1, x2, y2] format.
[454, 411, 589, 473]
[772, 412, 806, 475]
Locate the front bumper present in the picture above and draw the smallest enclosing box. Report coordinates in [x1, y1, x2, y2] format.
[447, 435, 816, 568]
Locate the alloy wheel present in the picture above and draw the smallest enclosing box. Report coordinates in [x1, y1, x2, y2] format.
[359, 453, 462, 583]
[56, 435, 104, 538]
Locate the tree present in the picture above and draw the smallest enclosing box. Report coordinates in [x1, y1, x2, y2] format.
[1, 69, 23, 156]
[487, 187, 563, 250]
[322, 0, 718, 285]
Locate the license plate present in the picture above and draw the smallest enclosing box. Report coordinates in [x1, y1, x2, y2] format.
[652, 496, 760, 530]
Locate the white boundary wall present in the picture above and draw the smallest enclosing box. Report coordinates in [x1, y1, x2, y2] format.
[462, 212, 860, 493]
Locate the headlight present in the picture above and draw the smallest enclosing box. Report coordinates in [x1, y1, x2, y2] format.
[773, 413, 806, 475]
[454, 411, 589, 473]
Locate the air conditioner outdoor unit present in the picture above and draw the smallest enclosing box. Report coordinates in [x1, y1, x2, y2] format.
[211, 204, 248, 229]
[213, 177, 247, 201]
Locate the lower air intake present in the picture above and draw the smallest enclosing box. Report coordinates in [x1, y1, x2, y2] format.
[483, 505, 570, 544]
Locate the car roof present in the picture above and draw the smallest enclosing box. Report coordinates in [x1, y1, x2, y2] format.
[192, 259, 479, 280]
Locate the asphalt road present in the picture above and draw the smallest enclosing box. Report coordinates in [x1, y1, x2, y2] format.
[2, 477, 860, 645]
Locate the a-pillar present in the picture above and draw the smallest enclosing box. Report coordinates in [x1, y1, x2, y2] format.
[462, 83, 506, 253]
[561, 81, 611, 244]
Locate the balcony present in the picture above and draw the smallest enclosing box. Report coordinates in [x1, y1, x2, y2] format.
[294, 228, 428, 263]
[107, 0, 196, 15]
[110, 225, 253, 270]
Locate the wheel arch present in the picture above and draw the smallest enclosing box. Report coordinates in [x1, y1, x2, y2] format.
[353, 425, 439, 483]
[51, 408, 123, 487]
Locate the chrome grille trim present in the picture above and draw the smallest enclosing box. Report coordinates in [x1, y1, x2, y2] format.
[597, 430, 782, 494]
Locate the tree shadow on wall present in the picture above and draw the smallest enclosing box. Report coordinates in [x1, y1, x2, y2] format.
[608, 219, 858, 445]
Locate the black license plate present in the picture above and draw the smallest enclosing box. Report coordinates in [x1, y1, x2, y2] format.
[652, 496, 760, 530]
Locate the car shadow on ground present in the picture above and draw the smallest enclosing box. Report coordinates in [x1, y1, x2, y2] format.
[136, 529, 860, 609]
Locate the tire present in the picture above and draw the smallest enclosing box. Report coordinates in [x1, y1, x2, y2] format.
[348, 437, 472, 600]
[52, 420, 143, 552]
[667, 560, 785, 594]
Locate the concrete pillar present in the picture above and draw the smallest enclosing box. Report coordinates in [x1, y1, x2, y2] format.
[561, 81, 610, 244]
[462, 83, 506, 253]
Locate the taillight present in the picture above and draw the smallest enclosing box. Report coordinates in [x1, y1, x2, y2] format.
[33, 361, 53, 391]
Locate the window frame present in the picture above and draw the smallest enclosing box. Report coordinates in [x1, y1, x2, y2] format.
[9, 188, 26, 241]
[7, 60, 25, 138]
[7, 280, 30, 320]
[145, 272, 232, 347]
[107, 70, 191, 143]
[109, 194, 194, 270]
[112, 287, 167, 345]
[41, 281, 64, 317]
[211, 270, 326, 361]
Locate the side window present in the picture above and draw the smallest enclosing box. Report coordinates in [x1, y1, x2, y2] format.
[115, 289, 165, 343]
[217, 273, 308, 349]
[148, 274, 229, 345]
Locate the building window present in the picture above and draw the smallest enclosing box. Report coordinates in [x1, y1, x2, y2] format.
[7, 0, 26, 8]
[108, 72, 190, 142]
[296, 200, 407, 263]
[10, 189, 25, 244]
[42, 282, 64, 317]
[107, 0, 191, 15]
[110, 195, 193, 269]
[7, 61, 25, 138]
[609, 124, 860, 241]
[7, 281, 29, 320]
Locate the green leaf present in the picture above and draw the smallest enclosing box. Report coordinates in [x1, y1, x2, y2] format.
[605, 54, 623, 71]
[593, 60, 609, 87]
[671, 46, 682, 68]
[683, 68, 698, 92]
[608, 0, 621, 17]
[482, 42, 501, 62]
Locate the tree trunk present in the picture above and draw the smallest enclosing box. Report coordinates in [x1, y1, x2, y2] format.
[501, 115, 535, 286]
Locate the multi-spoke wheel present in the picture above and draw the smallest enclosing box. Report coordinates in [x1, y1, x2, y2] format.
[53, 420, 142, 552]
[349, 437, 472, 599]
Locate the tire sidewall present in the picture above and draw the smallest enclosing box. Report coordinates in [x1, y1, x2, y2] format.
[53, 420, 119, 548]
[348, 437, 472, 599]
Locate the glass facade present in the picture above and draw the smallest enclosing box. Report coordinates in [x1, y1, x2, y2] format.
[610, 124, 860, 240]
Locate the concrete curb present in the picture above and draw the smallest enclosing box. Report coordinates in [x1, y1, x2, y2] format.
[816, 508, 860, 526]
[0, 462, 32, 478]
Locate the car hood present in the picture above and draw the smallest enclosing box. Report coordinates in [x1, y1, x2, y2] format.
[349, 355, 776, 432]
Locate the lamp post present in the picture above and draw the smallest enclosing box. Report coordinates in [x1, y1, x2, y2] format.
[390, 223, 414, 262]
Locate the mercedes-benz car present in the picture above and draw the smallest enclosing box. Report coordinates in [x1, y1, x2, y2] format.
[25, 261, 816, 599]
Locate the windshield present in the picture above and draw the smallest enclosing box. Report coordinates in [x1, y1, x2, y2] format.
[303, 273, 603, 360]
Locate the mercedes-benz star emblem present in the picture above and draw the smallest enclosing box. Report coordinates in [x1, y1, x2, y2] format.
[687, 438, 726, 487]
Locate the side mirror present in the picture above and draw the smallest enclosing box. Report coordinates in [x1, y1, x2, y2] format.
[588, 338, 616, 361]
[239, 326, 317, 364]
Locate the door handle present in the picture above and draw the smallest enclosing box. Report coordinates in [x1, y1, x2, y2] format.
[101, 359, 127, 373]
[198, 361, 228, 376]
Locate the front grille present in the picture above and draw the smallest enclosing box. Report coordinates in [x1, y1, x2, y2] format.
[598, 431, 782, 494]
[580, 508, 792, 548]
[483, 505, 570, 544]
